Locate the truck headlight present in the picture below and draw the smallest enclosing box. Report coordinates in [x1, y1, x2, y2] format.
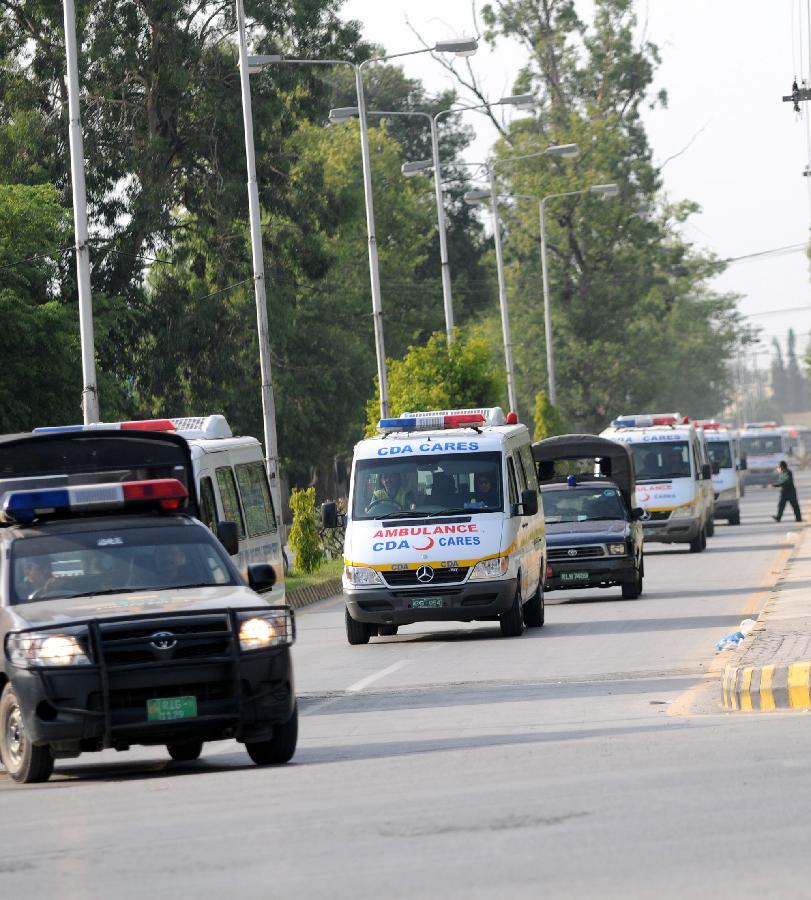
[238, 611, 293, 651]
[607, 543, 626, 556]
[669, 503, 695, 520]
[6, 631, 91, 667]
[344, 565, 383, 586]
[470, 557, 509, 580]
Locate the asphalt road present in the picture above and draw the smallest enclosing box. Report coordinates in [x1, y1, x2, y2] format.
[2, 474, 811, 899]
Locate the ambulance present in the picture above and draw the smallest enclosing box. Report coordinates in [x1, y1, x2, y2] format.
[600, 413, 714, 552]
[321, 408, 546, 643]
[739, 422, 788, 487]
[34, 416, 285, 601]
[694, 420, 742, 525]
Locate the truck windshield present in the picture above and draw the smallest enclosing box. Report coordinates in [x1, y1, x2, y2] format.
[10, 525, 239, 604]
[352, 452, 504, 520]
[541, 486, 626, 523]
[628, 441, 692, 481]
[741, 435, 782, 455]
[707, 442, 733, 469]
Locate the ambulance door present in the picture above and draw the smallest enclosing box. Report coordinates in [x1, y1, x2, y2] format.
[513, 444, 541, 596]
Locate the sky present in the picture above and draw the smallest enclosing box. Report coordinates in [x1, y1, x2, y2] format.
[340, 0, 811, 368]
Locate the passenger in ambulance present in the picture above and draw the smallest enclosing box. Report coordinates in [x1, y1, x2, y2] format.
[471, 472, 499, 509]
[430, 471, 458, 507]
[366, 471, 414, 511]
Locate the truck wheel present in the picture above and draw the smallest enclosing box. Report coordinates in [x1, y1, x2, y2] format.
[166, 740, 203, 762]
[378, 624, 399, 636]
[622, 567, 643, 600]
[706, 516, 715, 537]
[345, 608, 373, 645]
[523, 583, 545, 627]
[246, 705, 298, 765]
[689, 530, 705, 553]
[500, 585, 525, 637]
[728, 512, 741, 526]
[0, 684, 54, 784]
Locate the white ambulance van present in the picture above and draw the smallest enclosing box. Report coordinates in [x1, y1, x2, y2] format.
[600, 413, 713, 552]
[739, 422, 787, 487]
[695, 420, 742, 525]
[34, 416, 285, 602]
[322, 408, 546, 644]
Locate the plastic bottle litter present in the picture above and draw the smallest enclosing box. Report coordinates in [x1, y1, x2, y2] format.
[715, 618, 757, 651]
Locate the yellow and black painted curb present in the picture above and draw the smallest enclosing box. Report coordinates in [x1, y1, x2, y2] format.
[286, 577, 342, 610]
[722, 661, 811, 710]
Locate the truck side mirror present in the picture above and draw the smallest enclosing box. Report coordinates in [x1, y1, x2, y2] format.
[247, 563, 276, 593]
[520, 488, 539, 517]
[712, 462, 720, 475]
[321, 502, 338, 529]
[701, 463, 712, 480]
[739, 456, 747, 471]
[217, 521, 239, 556]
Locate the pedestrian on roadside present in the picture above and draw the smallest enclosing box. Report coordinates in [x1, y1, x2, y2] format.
[772, 460, 802, 523]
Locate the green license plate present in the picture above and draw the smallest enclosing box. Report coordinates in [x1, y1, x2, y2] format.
[411, 597, 443, 609]
[146, 696, 198, 722]
[561, 572, 589, 583]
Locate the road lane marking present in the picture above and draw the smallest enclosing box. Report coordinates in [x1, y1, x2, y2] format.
[346, 659, 411, 693]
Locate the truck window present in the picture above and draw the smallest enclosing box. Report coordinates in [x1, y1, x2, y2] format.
[215, 466, 245, 539]
[199, 476, 219, 532]
[235, 462, 278, 536]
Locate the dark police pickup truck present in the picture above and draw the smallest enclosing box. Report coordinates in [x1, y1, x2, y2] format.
[0, 429, 296, 783]
[533, 434, 644, 600]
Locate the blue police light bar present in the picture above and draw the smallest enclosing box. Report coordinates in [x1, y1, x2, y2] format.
[378, 417, 418, 433]
[611, 413, 682, 428]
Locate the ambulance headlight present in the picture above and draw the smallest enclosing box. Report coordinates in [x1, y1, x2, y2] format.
[344, 566, 383, 586]
[669, 503, 695, 520]
[470, 557, 509, 580]
[607, 543, 626, 556]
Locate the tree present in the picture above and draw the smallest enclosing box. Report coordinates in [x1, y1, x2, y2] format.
[288, 487, 325, 574]
[533, 391, 567, 441]
[365, 330, 504, 433]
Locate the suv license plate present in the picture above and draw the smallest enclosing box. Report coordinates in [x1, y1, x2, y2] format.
[411, 598, 443, 609]
[561, 572, 589, 583]
[146, 696, 198, 722]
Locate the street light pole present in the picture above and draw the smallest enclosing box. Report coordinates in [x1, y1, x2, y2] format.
[63, 0, 99, 424]
[488, 167, 518, 413]
[234, 0, 282, 530]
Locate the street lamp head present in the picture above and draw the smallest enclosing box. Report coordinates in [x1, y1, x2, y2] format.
[590, 183, 620, 197]
[401, 159, 434, 177]
[499, 93, 535, 108]
[545, 143, 579, 160]
[247, 54, 283, 74]
[329, 106, 359, 121]
[464, 189, 490, 205]
[434, 37, 478, 56]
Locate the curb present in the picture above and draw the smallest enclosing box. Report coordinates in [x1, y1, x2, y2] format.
[285, 577, 342, 611]
[722, 513, 811, 711]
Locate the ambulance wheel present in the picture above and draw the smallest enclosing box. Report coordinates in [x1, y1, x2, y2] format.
[166, 740, 203, 762]
[689, 530, 705, 553]
[246, 705, 298, 766]
[500, 585, 525, 637]
[729, 512, 741, 526]
[706, 516, 715, 537]
[0, 684, 53, 784]
[379, 624, 399, 636]
[345, 608, 373, 645]
[523, 583, 545, 627]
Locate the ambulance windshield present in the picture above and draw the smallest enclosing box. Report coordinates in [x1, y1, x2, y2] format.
[629, 441, 692, 481]
[352, 452, 504, 520]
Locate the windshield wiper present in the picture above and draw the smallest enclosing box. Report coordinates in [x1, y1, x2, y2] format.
[426, 507, 484, 517]
[373, 510, 427, 520]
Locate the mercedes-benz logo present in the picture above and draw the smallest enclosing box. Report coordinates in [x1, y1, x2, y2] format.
[150, 631, 178, 651]
[416, 565, 435, 584]
[640, 510, 651, 521]
[567, 549, 578, 557]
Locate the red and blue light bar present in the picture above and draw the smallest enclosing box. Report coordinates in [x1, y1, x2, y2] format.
[34, 419, 175, 434]
[2, 479, 188, 524]
[377, 413, 486, 434]
[611, 413, 685, 428]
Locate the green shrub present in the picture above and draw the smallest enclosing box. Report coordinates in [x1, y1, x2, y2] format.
[533, 390, 567, 442]
[288, 487, 325, 575]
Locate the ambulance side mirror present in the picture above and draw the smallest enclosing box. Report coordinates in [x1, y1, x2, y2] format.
[738, 457, 747, 471]
[217, 521, 239, 556]
[321, 502, 338, 529]
[701, 463, 712, 480]
[712, 462, 720, 475]
[520, 489, 539, 517]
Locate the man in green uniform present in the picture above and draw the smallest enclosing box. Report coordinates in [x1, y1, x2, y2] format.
[368, 471, 412, 510]
[772, 461, 802, 522]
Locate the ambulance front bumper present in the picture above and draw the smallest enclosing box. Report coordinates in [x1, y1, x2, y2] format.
[345, 578, 518, 625]
[640, 517, 702, 544]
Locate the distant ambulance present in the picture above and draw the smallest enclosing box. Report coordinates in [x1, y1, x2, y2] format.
[322, 407, 546, 643]
[600, 413, 714, 552]
[694, 420, 742, 525]
[739, 422, 788, 487]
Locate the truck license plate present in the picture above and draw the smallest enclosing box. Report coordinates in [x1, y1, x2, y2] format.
[146, 696, 198, 721]
[561, 572, 589, 583]
[411, 597, 443, 609]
